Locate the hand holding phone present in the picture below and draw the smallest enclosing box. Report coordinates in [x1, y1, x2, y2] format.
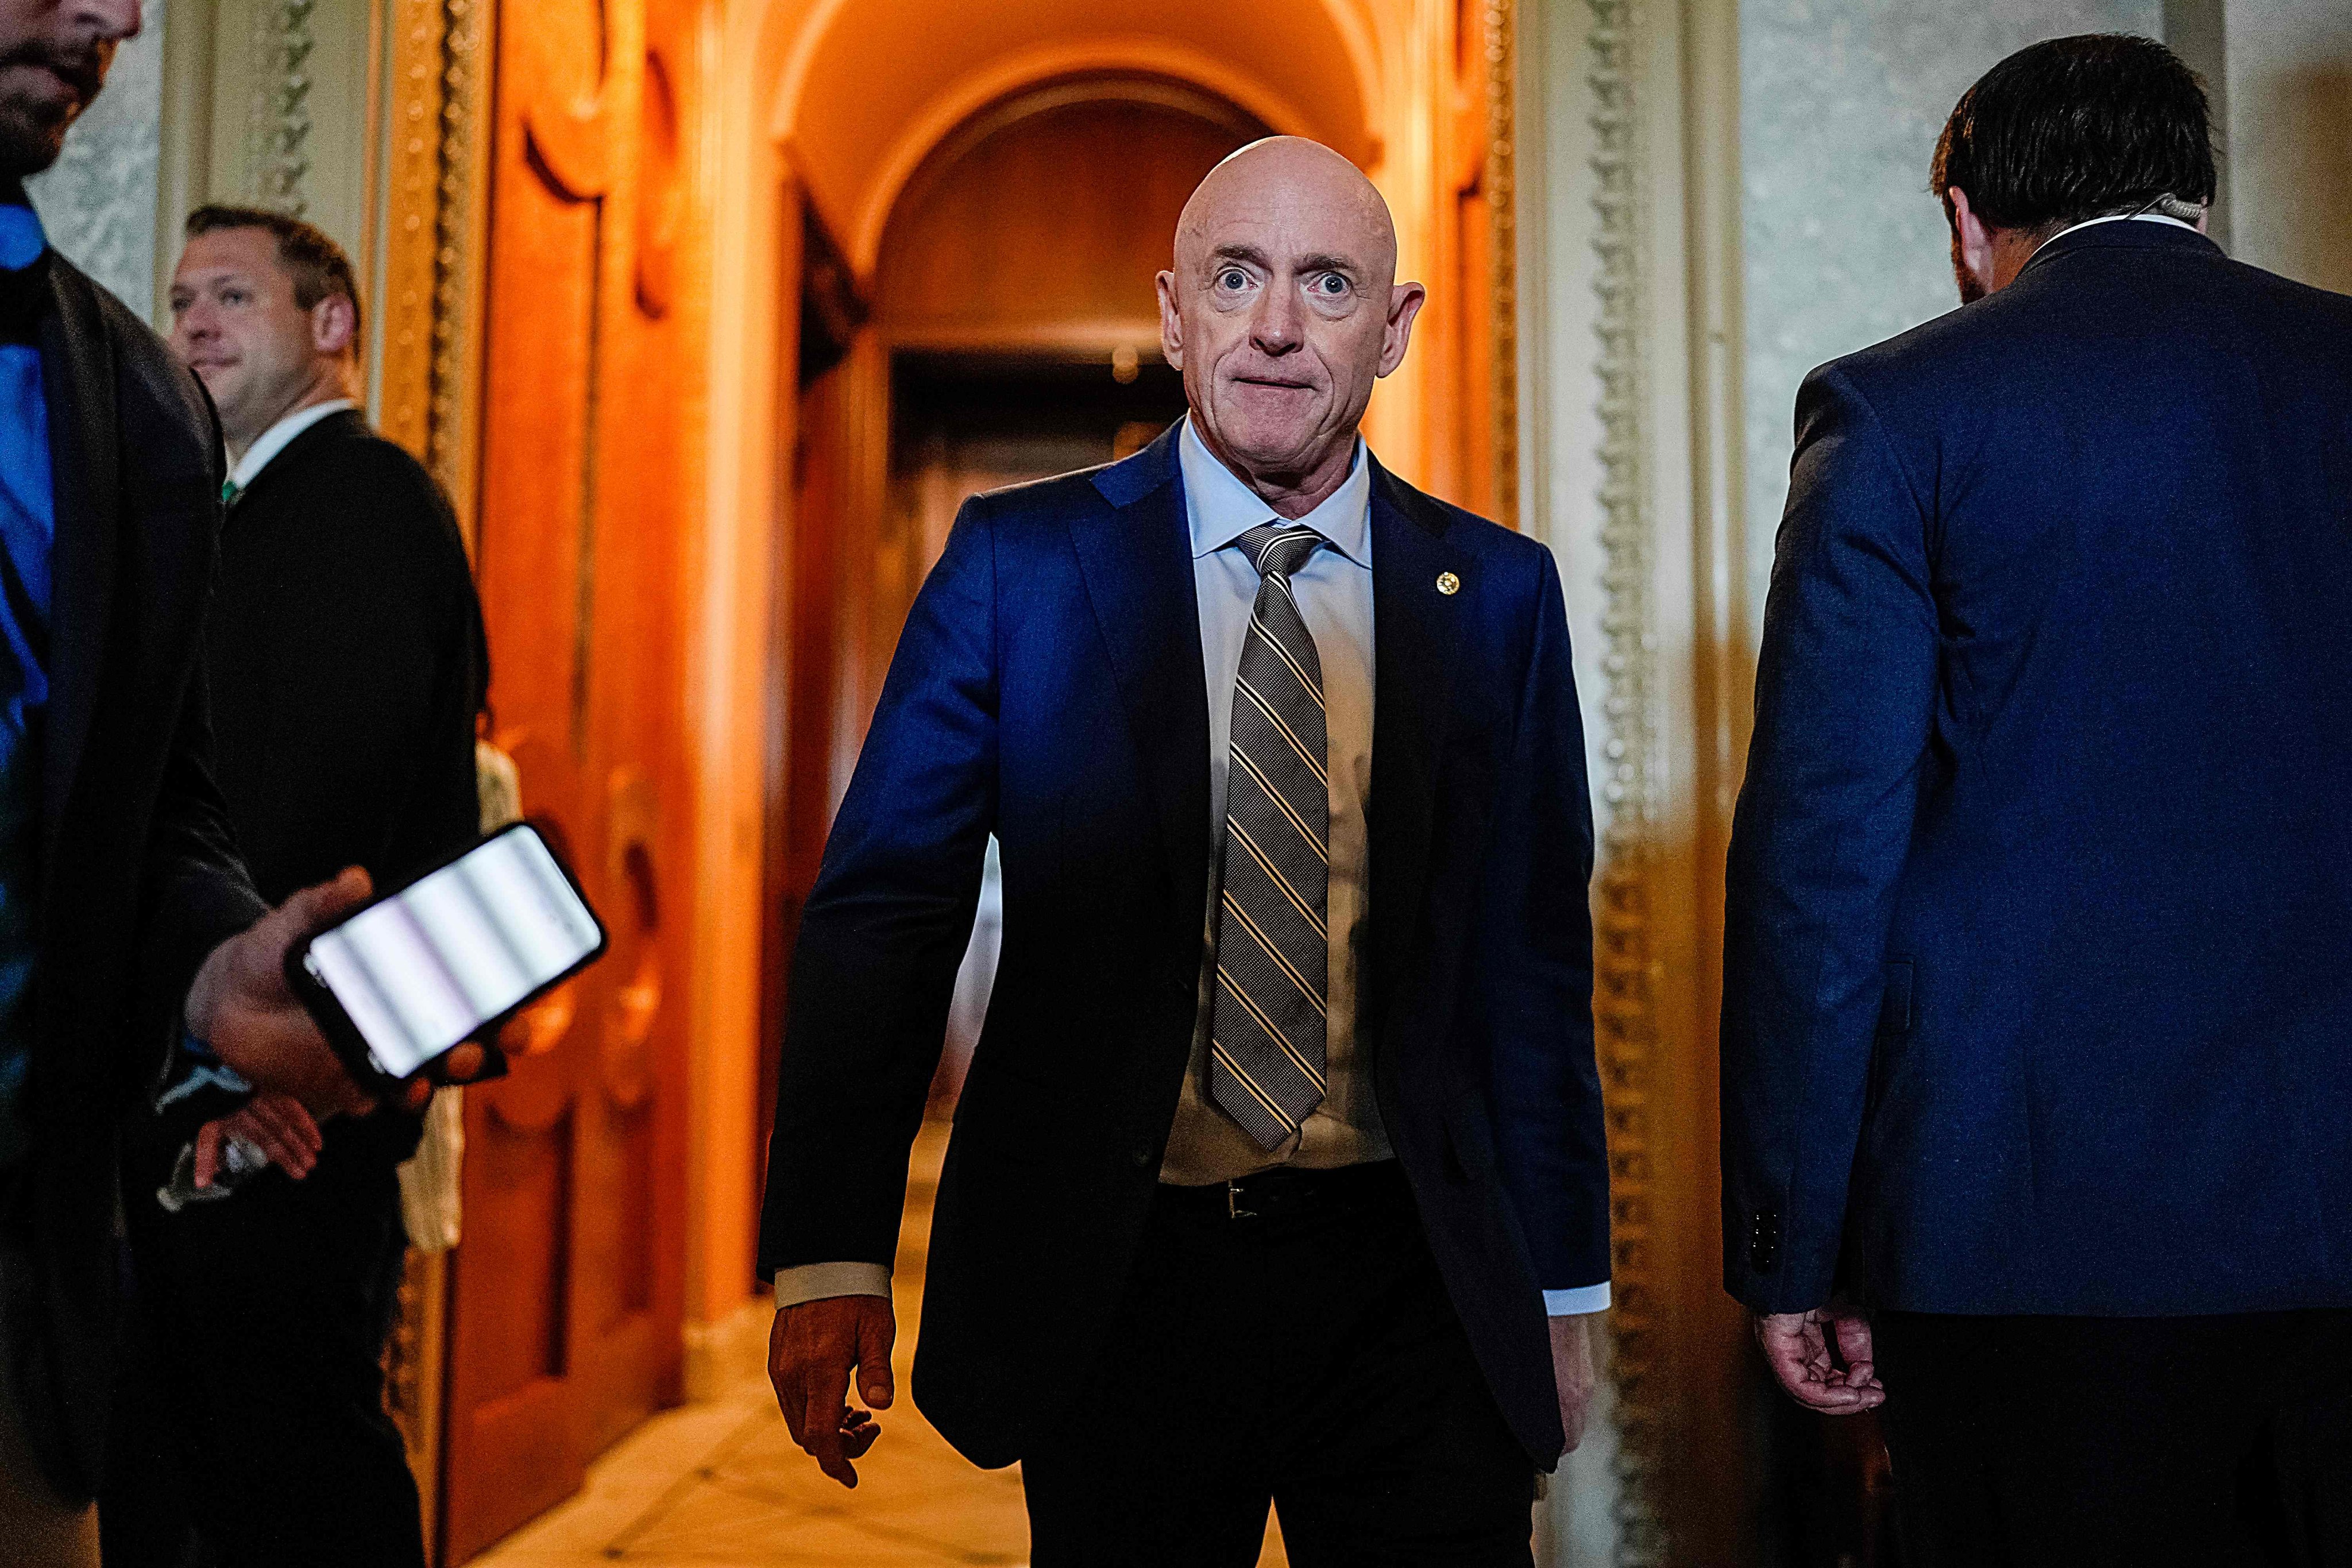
[285, 824, 607, 1098]
[186, 867, 383, 1117]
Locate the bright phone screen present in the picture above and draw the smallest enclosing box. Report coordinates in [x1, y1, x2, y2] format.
[304, 828, 600, 1078]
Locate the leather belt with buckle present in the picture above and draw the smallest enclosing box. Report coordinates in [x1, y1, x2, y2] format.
[1159, 1159, 1405, 1223]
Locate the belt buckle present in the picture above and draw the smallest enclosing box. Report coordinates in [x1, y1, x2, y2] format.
[1225, 1179, 1257, 1221]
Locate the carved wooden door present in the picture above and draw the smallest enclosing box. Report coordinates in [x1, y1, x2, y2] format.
[440, 0, 700, 1557]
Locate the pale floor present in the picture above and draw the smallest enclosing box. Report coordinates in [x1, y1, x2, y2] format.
[474, 1123, 1287, 1567]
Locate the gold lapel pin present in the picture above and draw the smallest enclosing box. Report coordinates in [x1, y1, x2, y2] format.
[1436, 571, 1461, 596]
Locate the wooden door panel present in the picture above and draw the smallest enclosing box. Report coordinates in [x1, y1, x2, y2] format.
[443, 0, 698, 1557]
[449, 1104, 576, 1539]
[444, 0, 600, 1538]
[466, 1103, 574, 1395]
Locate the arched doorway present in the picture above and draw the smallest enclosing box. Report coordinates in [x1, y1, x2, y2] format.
[692, 0, 1523, 1331]
[759, 74, 1271, 1179]
[415, 0, 1519, 1555]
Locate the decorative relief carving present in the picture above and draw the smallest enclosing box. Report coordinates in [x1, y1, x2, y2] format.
[385, 1246, 431, 1461]
[248, 0, 318, 214]
[379, 0, 495, 1522]
[376, 0, 447, 459]
[1585, 1, 1669, 1562]
[635, 47, 685, 319]
[1484, 0, 1519, 530]
[429, 0, 487, 506]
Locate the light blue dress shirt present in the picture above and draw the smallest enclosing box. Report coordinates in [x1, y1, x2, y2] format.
[0, 202, 56, 1171]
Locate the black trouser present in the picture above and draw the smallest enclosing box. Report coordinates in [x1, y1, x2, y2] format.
[1022, 1161, 1536, 1567]
[1874, 1309, 2352, 1568]
[102, 1120, 423, 1568]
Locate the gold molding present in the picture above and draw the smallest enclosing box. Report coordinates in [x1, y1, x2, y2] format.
[1585, 0, 1669, 1561]
[1485, 0, 1520, 530]
[379, 0, 495, 542]
[428, 0, 494, 547]
[384, 1247, 450, 1559]
[377, 0, 443, 460]
[378, 5, 496, 1552]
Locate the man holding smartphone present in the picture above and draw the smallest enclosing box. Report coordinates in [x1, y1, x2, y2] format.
[98, 207, 488, 1568]
[0, 5, 443, 1565]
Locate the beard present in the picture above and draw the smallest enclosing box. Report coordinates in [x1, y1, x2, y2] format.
[0, 37, 109, 180]
[1950, 227, 1984, 306]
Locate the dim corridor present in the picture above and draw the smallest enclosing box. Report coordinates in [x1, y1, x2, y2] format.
[473, 1121, 1289, 1565]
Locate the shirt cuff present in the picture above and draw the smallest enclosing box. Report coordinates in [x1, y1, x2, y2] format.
[1544, 1282, 1612, 1316]
[773, 1262, 894, 1308]
[154, 1030, 253, 1112]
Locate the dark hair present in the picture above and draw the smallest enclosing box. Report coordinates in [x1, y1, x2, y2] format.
[184, 204, 364, 349]
[1930, 34, 2215, 236]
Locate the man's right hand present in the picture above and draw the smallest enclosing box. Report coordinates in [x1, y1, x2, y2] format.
[185, 867, 378, 1117]
[1755, 1306, 1885, 1415]
[769, 1295, 896, 1488]
[184, 866, 493, 1117]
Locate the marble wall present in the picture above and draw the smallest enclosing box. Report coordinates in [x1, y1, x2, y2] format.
[21, 0, 392, 338]
[2224, 0, 2352, 295]
[1737, 0, 2164, 634]
[26, 1, 170, 321]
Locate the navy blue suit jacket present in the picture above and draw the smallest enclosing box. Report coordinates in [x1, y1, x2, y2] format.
[1723, 221, 2352, 1316]
[759, 427, 1608, 1467]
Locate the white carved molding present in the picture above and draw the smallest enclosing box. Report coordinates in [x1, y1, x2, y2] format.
[246, 0, 318, 211]
[1519, 0, 1754, 1560]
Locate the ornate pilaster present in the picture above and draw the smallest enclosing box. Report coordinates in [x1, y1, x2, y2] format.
[377, 0, 492, 544]
[377, 0, 445, 459]
[1485, 0, 1520, 529]
[376, 8, 496, 1551]
[427, 0, 489, 517]
[1585, 1, 1668, 1562]
[246, 0, 318, 213]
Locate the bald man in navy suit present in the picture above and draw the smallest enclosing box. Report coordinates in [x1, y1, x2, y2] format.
[759, 138, 1612, 1565]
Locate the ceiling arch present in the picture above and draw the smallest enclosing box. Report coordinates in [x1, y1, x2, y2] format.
[761, 0, 1382, 276]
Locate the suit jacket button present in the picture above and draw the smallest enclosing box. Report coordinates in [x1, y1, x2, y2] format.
[1749, 1211, 1782, 1273]
[1131, 1145, 1157, 1169]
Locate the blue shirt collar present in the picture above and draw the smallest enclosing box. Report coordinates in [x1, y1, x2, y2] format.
[0, 204, 45, 272]
[1177, 415, 1372, 569]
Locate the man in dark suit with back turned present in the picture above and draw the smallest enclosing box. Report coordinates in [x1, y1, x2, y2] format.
[760, 137, 1609, 1564]
[1722, 34, 2352, 1567]
[0, 3, 455, 1563]
[97, 206, 486, 1568]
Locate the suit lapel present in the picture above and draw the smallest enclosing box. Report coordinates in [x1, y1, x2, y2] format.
[1072, 430, 1211, 917]
[1366, 461, 1464, 1029]
[36, 266, 118, 879]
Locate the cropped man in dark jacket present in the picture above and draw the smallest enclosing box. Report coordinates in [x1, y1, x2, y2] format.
[0, 4, 407, 1562]
[1721, 35, 2352, 1566]
[99, 207, 486, 1568]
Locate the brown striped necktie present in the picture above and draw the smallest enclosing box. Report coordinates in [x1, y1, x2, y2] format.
[1209, 522, 1330, 1150]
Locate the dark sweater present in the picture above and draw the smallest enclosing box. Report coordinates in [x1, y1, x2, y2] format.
[203, 406, 487, 1167]
[207, 407, 485, 906]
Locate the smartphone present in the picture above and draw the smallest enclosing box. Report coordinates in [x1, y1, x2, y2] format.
[286, 822, 608, 1092]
